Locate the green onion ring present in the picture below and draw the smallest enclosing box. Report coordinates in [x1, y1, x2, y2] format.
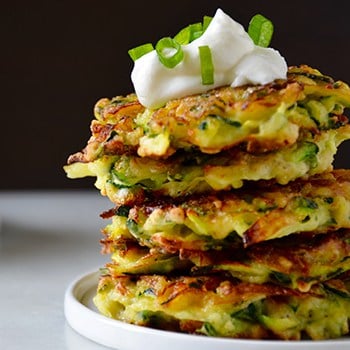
[128, 43, 154, 61]
[174, 26, 191, 45]
[248, 14, 274, 48]
[155, 37, 184, 68]
[202, 16, 212, 31]
[189, 22, 203, 41]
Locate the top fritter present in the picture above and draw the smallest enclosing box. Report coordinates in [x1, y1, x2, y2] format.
[67, 65, 350, 164]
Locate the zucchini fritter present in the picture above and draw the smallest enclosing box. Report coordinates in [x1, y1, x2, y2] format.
[102, 239, 192, 275]
[101, 170, 350, 247]
[64, 126, 350, 205]
[186, 230, 350, 292]
[67, 65, 350, 163]
[94, 273, 350, 340]
[102, 230, 350, 292]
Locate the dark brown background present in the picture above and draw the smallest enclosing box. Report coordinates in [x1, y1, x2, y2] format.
[2, 0, 350, 189]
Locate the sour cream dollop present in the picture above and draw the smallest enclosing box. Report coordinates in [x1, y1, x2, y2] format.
[131, 8, 287, 109]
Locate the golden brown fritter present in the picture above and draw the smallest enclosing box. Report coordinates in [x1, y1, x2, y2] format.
[101, 170, 350, 247]
[102, 229, 350, 292]
[94, 272, 350, 340]
[66, 65, 350, 163]
[64, 126, 350, 206]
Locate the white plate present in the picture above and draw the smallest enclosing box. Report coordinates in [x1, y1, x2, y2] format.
[64, 270, 350, 350]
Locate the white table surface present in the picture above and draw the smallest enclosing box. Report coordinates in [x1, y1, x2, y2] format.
[0, 190, 114, 350]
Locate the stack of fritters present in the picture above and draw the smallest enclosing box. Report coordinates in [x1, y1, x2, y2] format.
[65, 65, 350, 340]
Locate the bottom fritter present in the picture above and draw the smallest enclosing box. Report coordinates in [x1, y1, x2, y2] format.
[94, 273, 350, 340]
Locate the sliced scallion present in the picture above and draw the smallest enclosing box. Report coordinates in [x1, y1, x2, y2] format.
[248, 14, 274, 47]
[173, 16, 212, 45]
[189, 22, 203, 41]
[198, 45, 214, 85]
[155, 37, 184, 68]
[174, 22, 202, 45]
[128, 43, 154, 61]
[202, 16, 212, 31]
[173, 26, 192, 45]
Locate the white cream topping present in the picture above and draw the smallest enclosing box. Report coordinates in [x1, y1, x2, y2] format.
[131, 8, 287, 109]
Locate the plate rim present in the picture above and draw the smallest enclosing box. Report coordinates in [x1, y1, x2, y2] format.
[64, 269, 350, 350]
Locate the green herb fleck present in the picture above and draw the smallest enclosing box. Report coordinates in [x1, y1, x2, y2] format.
[115, 205, 131, 217]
